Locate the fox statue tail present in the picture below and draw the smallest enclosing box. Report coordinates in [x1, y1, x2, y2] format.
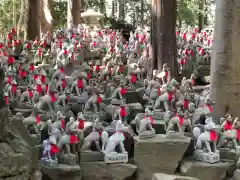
[193, 126, 202, 149]
[101, 131, 109, 152]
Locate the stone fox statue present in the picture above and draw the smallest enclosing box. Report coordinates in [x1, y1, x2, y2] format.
[101, 120, 127, 154]
[193, 116, 218, 154]
[218, 115, 240, 152]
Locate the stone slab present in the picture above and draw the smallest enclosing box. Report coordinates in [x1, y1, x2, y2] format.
[220, 148, 240, 161]
[83, 111, 107, 122]
[180, 159, 234, 180]
[80, 162, 137, 180]
[152, 173, 199, 180]
[41, 164, 81, 180]
[134, 134, 191, 180]
[233, 169, 240, 180]
[58, 154, 77, 165]
[80, 151, 104, 162]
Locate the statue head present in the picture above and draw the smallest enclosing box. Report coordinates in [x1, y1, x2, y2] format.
[205, 116, 216, 130]
[69, 116, 75, 122]
[225, 114, 233, 122]
[153, 69, 158, 77]
[232, 117, 240, 129]
[145, 108, 153, 117]
[204, 97, 215, 105]
[15, 112, 23, 120]
[116, 120, 124, 132]
[177, 108, 184, 117]
[35, 78, 42, 86]
[56, 111, 65, 120]
[65, 88, 71, 95]
[49, 135, 57, 145]
[162, 63, 168, 70]
[77, 112, 85, 121]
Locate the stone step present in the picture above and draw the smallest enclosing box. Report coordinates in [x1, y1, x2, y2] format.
[152, 173, 199, 180]
[134, 134, 191, 180]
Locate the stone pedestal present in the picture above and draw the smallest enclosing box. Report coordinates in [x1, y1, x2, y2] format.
[58, 154, 77, 165]
[220, 148, 239, 161]
[83, 111, 106, 122]
[152, 173, 199, 180]
[180, 159, 234, 180]
[80, 162, 137, 180]
[134, 134, 191, 180]
[80, 151, 104, 162]
[233, 169, 240, 180]
[41, 164, 81, 180]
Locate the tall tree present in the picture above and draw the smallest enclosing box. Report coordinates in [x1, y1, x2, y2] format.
[198, 0, 204, 31]
[117, 0, 125, 21]
[40, 0, 53, 34]
[151, 0, 178, 78]
[67, 0, 81, 28]
[210, 0, 240, 122]
[27, 0, 41, 40]
[140, 0, 144, 27]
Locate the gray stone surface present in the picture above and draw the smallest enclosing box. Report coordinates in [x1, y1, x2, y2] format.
[0, 108, 39, 180]
[233, 169, 240, 180]
[41, 164, 81, 180]
[152, 173, 199, 180]
[80, 162, 137, 180]
[134, 134, 191, 180]
[81, 151, 104, 162]
[180, 159, 234, 180]
[220, 149, 239, 161]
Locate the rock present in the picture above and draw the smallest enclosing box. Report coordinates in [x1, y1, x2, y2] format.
[180, 159, 234, 180]
[41, 164, 81, 180]
[0, 108, 39, 180]
[80, 151, 104, 162]
[233, 169, 240, 180]
[152, 173, 199, 180]
[80, 162, 137, 180]
[134, 134, 191, 180]
[0, 173, 30, 180]
[219, 149, 239, 161]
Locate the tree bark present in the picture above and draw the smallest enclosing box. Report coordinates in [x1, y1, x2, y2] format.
[151, 0, 178, 77]
[117, 0, 125, 21]
[40, 0, 53, 34]
[27, 0, 41, 40]
[12, 0, 16, 28]
[99, 0, 105, 28]
[209, 0, 240, 122]
[67, 0, 81, 28]
[17, 0, 25, 37]
[198, 0, 204, 31]
[111, 0, 115, 17]
[140, 0, 144, 27]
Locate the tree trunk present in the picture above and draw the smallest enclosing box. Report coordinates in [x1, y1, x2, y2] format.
[40, 0, 53, 34]
[67, 0, 81, 28]
[27, 0, 41, 40]
[151, 0, 178, 77]
[117, 0, 125, 21]
[209, 0, 240, 122]
[17, 0, 25, 37]
[12, 0, 16, 28]
[111, 0, 115, 17]
[99, 0, 105, 28]
[198, 0, 204, 31]
[140, 0, 144, 27]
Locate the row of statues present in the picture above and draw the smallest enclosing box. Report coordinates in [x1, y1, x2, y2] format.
[1, 25, 238, 169]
